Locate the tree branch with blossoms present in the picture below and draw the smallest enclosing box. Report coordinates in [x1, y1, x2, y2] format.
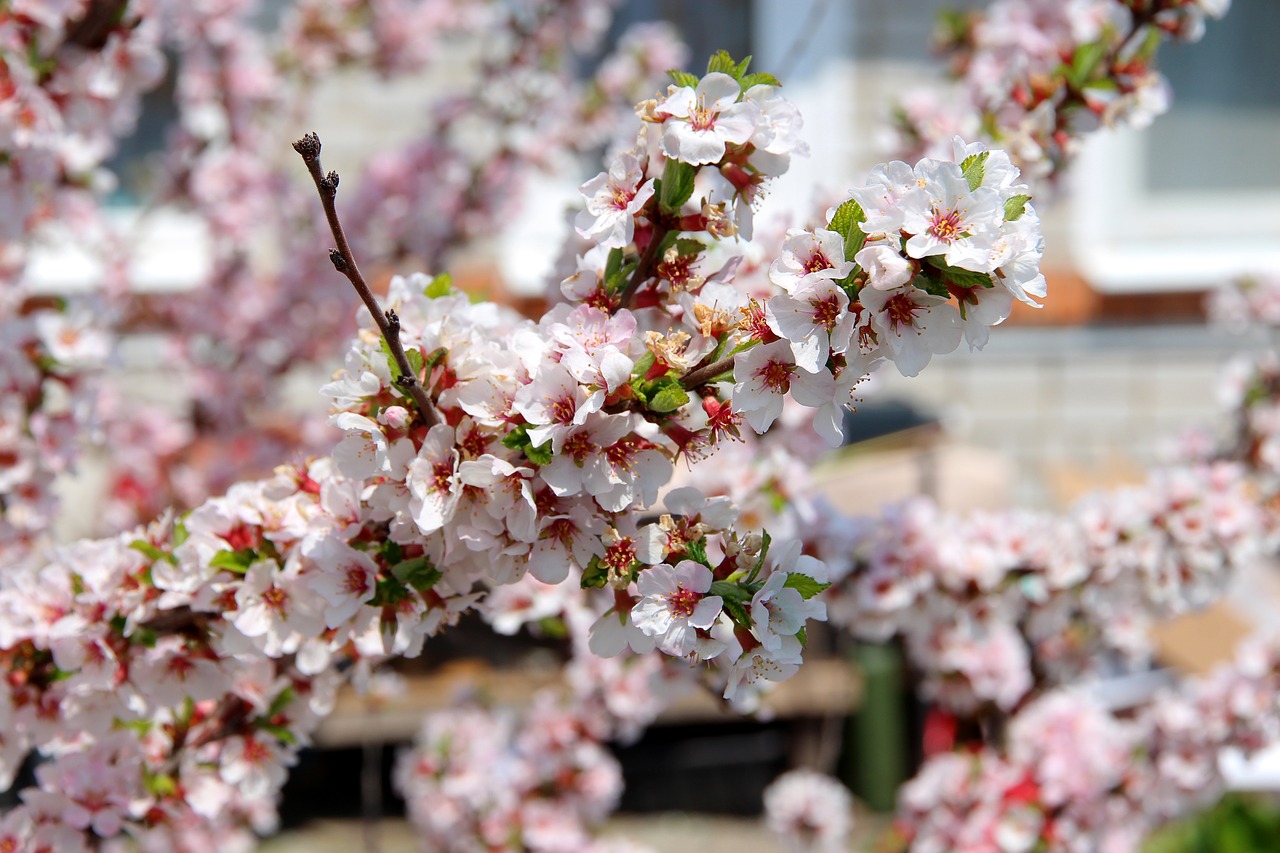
[294, 132, 441, 430]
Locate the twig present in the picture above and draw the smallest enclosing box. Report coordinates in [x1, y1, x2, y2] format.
[292, 132, 441, 429]
[617, 219, 671, 308]
[680, 353, 737, 390]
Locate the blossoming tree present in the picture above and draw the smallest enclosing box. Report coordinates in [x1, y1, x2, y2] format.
[0, 0, 1262, 851]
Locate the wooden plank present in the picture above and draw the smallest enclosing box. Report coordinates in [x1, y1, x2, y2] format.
[313, 659, 862, 747]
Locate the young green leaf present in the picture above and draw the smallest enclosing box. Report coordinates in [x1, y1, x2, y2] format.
[960, 151, 989, 191]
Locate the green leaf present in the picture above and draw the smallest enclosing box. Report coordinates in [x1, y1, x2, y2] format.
[960, 151, 988, 191]
[604, 247, 625, 281]
[524, 438, 553, 466]
[647, 379, 690, 414]
[580, 556, 609, 589]
[502, 423, 532, 451]
[1003, 194, 1032, 221]
[795, 626, 808, 647]
[630, 351, 657, 379]
[423, 273, 453, 298]
[673, 237, 707, 257]
[173, 516, 189, 547]
[685, 537, 711, 567]
[827, 197, 868, 273]
[379, 539, 404, 565]
[750, 530, 772, 580]
[912, 271, 951, 299]
[667, 69, 699, 88]
[131, 627, 158, 648]
[144, 771, 178, 798]
[258, 722, 297, 745]
[924, 257, 994, 290]
[721, 596, 751, 629]
[783, 573, 831, 599]
[421, 347, 448, 373]
[1068, 40, 1107, 88]
[536, 617, 569, 639]
[130, 539, 176, 566]
[392, 556, 442, 591]
[267, 686, 296, 718]
[707, 50, 739, 77]
[659, 158, 698, 214]
[605, 258, 638, 295]
[371, 576, 410, 607]
[740, 71, 780, 89]
[209, 548, 256, 574]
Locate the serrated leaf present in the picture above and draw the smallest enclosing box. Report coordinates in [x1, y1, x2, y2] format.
[707, 50, 738, 76]
[372, 576, 410, 607]
[667, 69, 699, 88]
[209, 548, 256, 574]
[1003, 194, 1031, 222]
[630, 352, 656, 380]
[423, 273, 452, 298]
[684, 537, 711, 567]
[740, 72, 779, 89]
[392, 556, 442, 591]
[659, 158, 697, 214]
[673, 237, 706, 257]
[580, 556, 609, 589]
[924, 258, 995, 290]
[782, 573, 831, 599]
[960, 151, 988, 191]
[524, 439, 553, 466]
[502, 423, 532, 451]
[130, 539, 176, 565]
[721, 596, 751, 629]
[827, 197, 868, 268]
[605, 258, 638, 295]
[647, 379, 690, 414]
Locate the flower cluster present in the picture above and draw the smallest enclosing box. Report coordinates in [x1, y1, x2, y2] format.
[763, 769, 856, 853]
[891, 642, 1280, 853]
[894, 0, 1232, 180]
[821, 462, 1266, 714]
[394, 692, 641, 853]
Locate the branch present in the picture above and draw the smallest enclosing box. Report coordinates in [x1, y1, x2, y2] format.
[680, 354, 737, 391]
[618, 218, 671, 308]
[292, 132, 441, 429]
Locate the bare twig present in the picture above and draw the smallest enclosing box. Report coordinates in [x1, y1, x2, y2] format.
[292, 132, 440, 429]
[618, 219, 671, 309]
[680, 353, 737, 391]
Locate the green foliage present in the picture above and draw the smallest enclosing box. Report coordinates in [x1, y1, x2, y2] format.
[659, 158, 697, 214]
[209, 548, 256, 574]
[924, 257, 995, 290]
[1004, 194, 1032, 221]
[501, 423, 553, 465]
[783, 573, 831, 599]
[423, 272, 453, 298]
[580, 555, 609, 589]
[392, 555, 442, 591]
[960, 151, 988, 191]
[667, 69, 699, 88]
[1145, 794, 1280, 853]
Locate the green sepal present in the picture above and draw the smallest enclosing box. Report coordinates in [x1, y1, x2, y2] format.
[209, 548, 256, 574]
[960, 151, 988, 191]
[130, 539, 176, 566]
[782, 573, 831, 599]
[659, 158, 697, 214]
[667, 69, 699, 88]
[423, 272, 453, 298]
[1003, 194, 1032, 222]
[392, 555, 442, 591]
[924, 257, 994, 290]
[580, 555, 609, 589]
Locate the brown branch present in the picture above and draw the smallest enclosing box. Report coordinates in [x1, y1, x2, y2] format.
[293, 133, 440, 429]
[618, 218, 671, 308]
[63, 0, 129, 50]
[680, 354, 737, 391]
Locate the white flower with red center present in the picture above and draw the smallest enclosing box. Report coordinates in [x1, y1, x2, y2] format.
[219, 731, 290, 800]
[130, 635, 227, 708]
[526, 496, 605, 585]
[769, 228, 854, 294]
[575, 152, 655, 249]
[513, 363, 605, 452]
[457, 454, 538, 543]
[744, 84, 809, 160]
[549, 305, 636, 394]
[630, 560, 723, 657]
[330, 412, 389, 481]
[856, 284, 963, 377]
[406, 423, 460, 534]
[231, 559, 323, 657]
[750, 565, 828, 654]
[28, 734, 143, 839]
[656, 72, 757, 166]
[846, 159, 922, 234]
[733, 340, 836, 434]
[952, 281, 1015, 350]
[900, 161, 1003, 271]
[987, 212, 1047, 307]
[765, 277, 857, 373]
[306, 538, 380, 627]
[723, 634, 804, 709]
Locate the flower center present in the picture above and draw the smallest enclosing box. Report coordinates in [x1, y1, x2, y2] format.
[883, 293, 925, 333]
[689, 98, 716, 132]
[549, 393, 577, 424]
[803, 251, 832, 274]
[808, 295, 842, 331]
[755, 358, 794, 393]
[928, 207, 965, 242]
[343, 566, 370, 596]
[668, 585, 700, 618]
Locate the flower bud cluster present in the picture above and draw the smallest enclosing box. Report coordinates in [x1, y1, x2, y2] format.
[894, 0, 1231, 181]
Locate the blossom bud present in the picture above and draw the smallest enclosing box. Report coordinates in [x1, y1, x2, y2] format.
[378, 406, 412, 431]
[855, 245, 914, 291]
